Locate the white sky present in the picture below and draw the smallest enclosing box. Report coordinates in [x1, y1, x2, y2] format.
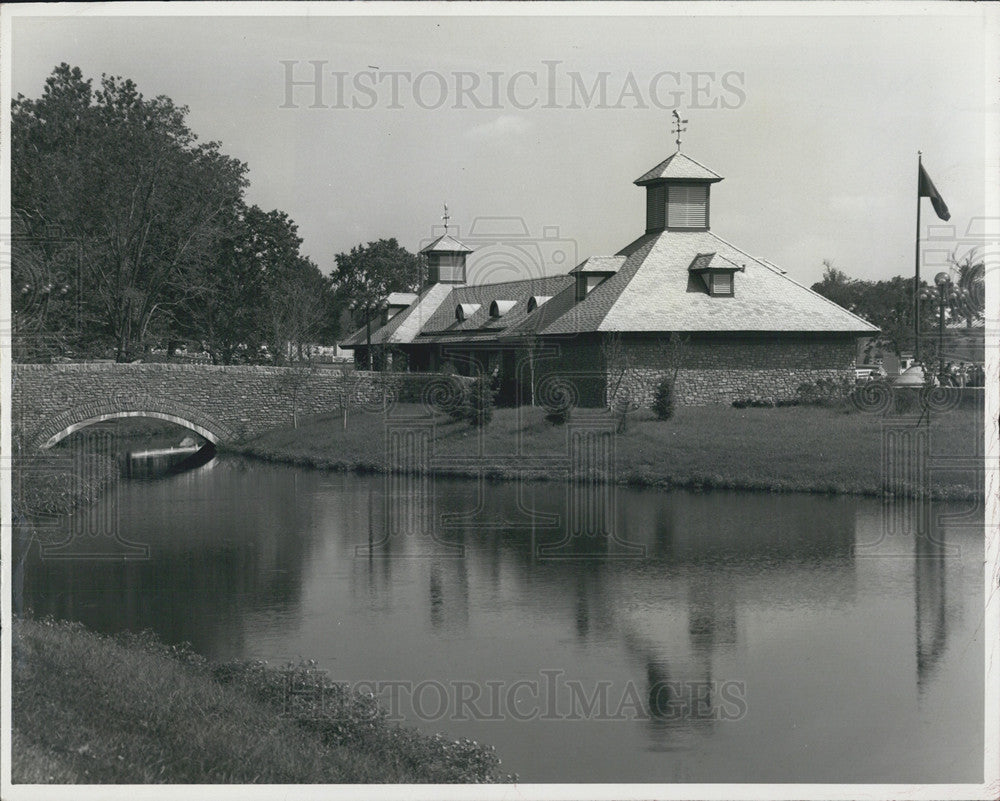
[9, 5, 997, 288]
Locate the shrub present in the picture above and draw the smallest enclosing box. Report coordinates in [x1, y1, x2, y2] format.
[732, 397, 775, 409]
[447, 378, 471, 422]
[467, 376, 496, 427]
[540, 377, 576, 425]
[652, 377, 676, 420]
[796, 376, 852, 407]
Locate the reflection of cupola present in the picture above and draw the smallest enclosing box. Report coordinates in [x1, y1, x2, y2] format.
[634, 116, 722, 234]
[419, 205, 473, 286]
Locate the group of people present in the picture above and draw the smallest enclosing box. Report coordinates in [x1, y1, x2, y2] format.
[858, 359, 985, 388]
[927, 361, 985, 388]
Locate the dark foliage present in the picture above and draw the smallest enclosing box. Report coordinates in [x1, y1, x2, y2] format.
[467, 376, 496, 427]
[652, 377, 676, 420]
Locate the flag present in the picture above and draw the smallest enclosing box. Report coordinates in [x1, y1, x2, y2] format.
[919, 163, 950, 221]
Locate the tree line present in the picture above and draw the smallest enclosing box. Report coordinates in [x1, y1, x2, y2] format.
[810, 253, 984, 358]
[12, 64, 420, 365]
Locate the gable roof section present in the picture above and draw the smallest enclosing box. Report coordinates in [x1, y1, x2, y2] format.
[499, 282, 578, 340]
[634, 151, 724, 185]
[539, 229, 879, 335]
[340, 282, 455, 347]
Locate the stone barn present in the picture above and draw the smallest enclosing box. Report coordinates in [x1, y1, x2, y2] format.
[342, 139, 877, 407]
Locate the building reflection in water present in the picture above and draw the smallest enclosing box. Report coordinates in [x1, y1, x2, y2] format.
[17, 458, 976, 745]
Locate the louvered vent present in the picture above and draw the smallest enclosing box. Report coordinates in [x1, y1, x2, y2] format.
[667, 185, 709, 229]
[646, 184, 666, 231]
[712, 272, 733, 296]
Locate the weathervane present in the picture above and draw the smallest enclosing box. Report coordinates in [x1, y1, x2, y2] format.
[672, 109, 688, 151]
[442, 203, 450, 232]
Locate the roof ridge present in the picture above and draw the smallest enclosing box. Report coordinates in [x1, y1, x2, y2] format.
[706, 231, 879, 331]
[455, 274, 572, 290]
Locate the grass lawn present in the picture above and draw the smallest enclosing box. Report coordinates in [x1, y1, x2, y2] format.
[11, 617, 510, 784]
[230, 401, 983, 499]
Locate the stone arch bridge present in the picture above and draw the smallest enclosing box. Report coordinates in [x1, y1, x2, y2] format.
[13, 363, 437, 449]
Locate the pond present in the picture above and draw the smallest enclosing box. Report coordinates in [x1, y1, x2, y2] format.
[13, 457, 984, 783]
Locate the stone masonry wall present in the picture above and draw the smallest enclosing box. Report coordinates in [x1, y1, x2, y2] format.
[614, 335, 858, 407]
[13, 363, 443, 447]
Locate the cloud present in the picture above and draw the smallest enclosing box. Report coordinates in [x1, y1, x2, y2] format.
[465, 114, 533, 142]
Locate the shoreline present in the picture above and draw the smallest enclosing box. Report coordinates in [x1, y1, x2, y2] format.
[11, 616, 511, 784]
[222, 445, 981, 501]
[223, 403, 983, 502]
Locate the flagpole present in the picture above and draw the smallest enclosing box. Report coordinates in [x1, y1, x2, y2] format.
[914, 151, 922, 364]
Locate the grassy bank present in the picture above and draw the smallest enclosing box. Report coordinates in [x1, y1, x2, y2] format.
[230, 403, 982, 499]
[11, 617, 510, 784]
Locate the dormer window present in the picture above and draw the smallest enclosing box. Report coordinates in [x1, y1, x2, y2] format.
[526, 295, 552, 313]
[688, 252, 742, 297]
[576, 274, 609, 301]
[571, 255, 626, 302]
[456, 303, 480, 321]
[489, 300, 516, 318]
[383, 292, 417, 324]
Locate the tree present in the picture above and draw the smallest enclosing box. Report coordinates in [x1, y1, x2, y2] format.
[811, 261, 857, 311]
[652, 333, 688, 420]
[811, 263, 936, 356]
[947, 247, 985, 329]
[12, 64, 249, 360]
[331, 239, 422, 369]
[602, 332, 639, 433]
[177, 205, 337, 366]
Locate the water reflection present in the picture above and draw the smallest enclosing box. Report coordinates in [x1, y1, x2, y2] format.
[14, 460, 983, 782]
[915, 530, 948, 691]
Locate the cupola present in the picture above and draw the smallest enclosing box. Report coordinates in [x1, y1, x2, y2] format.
[419, 205, 473, 285]
[634, 113, 722, 233]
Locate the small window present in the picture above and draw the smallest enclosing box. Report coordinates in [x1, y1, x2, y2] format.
[711, 273, 733, 296]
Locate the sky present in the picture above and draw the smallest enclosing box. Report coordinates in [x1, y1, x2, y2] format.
[9, 5, 997, 289]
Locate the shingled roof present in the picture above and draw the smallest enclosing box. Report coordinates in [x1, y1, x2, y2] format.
[419, 233, 474, 254]
[416, 275, 573, 344]
[538, 229, 879, 335]
[633, 151, 724, 185]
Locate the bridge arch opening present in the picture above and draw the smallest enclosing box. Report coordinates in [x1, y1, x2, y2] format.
[42, 411, 221, 450]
